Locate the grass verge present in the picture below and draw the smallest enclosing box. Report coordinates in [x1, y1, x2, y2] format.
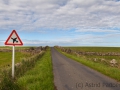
[56, 47, 120, 82]
[0, 51, 44, 90]
[17, 48, 54, 90]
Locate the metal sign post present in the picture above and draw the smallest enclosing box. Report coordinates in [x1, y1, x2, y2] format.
[12, 46, 15, 78]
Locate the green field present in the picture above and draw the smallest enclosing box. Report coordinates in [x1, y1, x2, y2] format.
[63, 47, 120, 64]
[0, 47, 31, 68]
[63, 46, 120, 52]
[0, 46, 30, 50]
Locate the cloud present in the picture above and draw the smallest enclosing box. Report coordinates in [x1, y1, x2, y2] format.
[0, 0, 120, 32]
[0, 0, 120, 46]
[75, 28, 120, 33]
[21, 32, 120, 46]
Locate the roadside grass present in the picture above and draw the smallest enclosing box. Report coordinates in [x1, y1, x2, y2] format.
[0, 50, 45, 90]
[0, 47, 34, 83]
[17, 48, 54, 90]
[56, 47, 120, 81]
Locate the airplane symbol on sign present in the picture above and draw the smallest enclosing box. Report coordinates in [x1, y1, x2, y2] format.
[11, 37, 18, 43]
[5, 30, 23, 45]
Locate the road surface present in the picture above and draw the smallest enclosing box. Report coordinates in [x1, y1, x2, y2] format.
[51, 47, 120, 90]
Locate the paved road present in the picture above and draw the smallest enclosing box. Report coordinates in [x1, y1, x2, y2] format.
[51, 47, 120, 90]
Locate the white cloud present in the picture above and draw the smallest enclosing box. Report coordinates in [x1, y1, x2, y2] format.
[21, 32, 120, 46]
[75, 28, 120, 33]
[0, 0, 120, 46]
[0, 0, 120, 31]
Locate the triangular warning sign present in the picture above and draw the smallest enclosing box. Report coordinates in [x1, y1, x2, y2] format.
[5, 30, 23, 46]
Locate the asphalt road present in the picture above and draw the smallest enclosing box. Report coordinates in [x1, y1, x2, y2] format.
[51, 47, 120, 90]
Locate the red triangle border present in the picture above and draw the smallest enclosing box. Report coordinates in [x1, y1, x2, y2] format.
[5, 30, 23, 46]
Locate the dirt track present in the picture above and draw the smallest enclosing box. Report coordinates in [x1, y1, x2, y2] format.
[51, 47, 120, 90]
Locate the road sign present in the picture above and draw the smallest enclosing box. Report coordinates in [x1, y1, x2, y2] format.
[5, 30, 23, 45]
[4, 30, 23, 79]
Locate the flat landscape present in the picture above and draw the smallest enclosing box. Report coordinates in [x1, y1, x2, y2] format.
[1, 0, 120, 90]
[0, 47, 31, 68]
[0, 46, 120, 90]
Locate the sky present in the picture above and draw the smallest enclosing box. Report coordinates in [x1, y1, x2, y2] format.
[0, 0, 120, 46]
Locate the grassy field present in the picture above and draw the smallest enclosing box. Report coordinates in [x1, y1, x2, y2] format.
[56, 46, 120, 81]
[63, 47, 120, 65]
[0, 46, 30, 50]
[0, 47, 31, 68]
[63, 47, 120, 52]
